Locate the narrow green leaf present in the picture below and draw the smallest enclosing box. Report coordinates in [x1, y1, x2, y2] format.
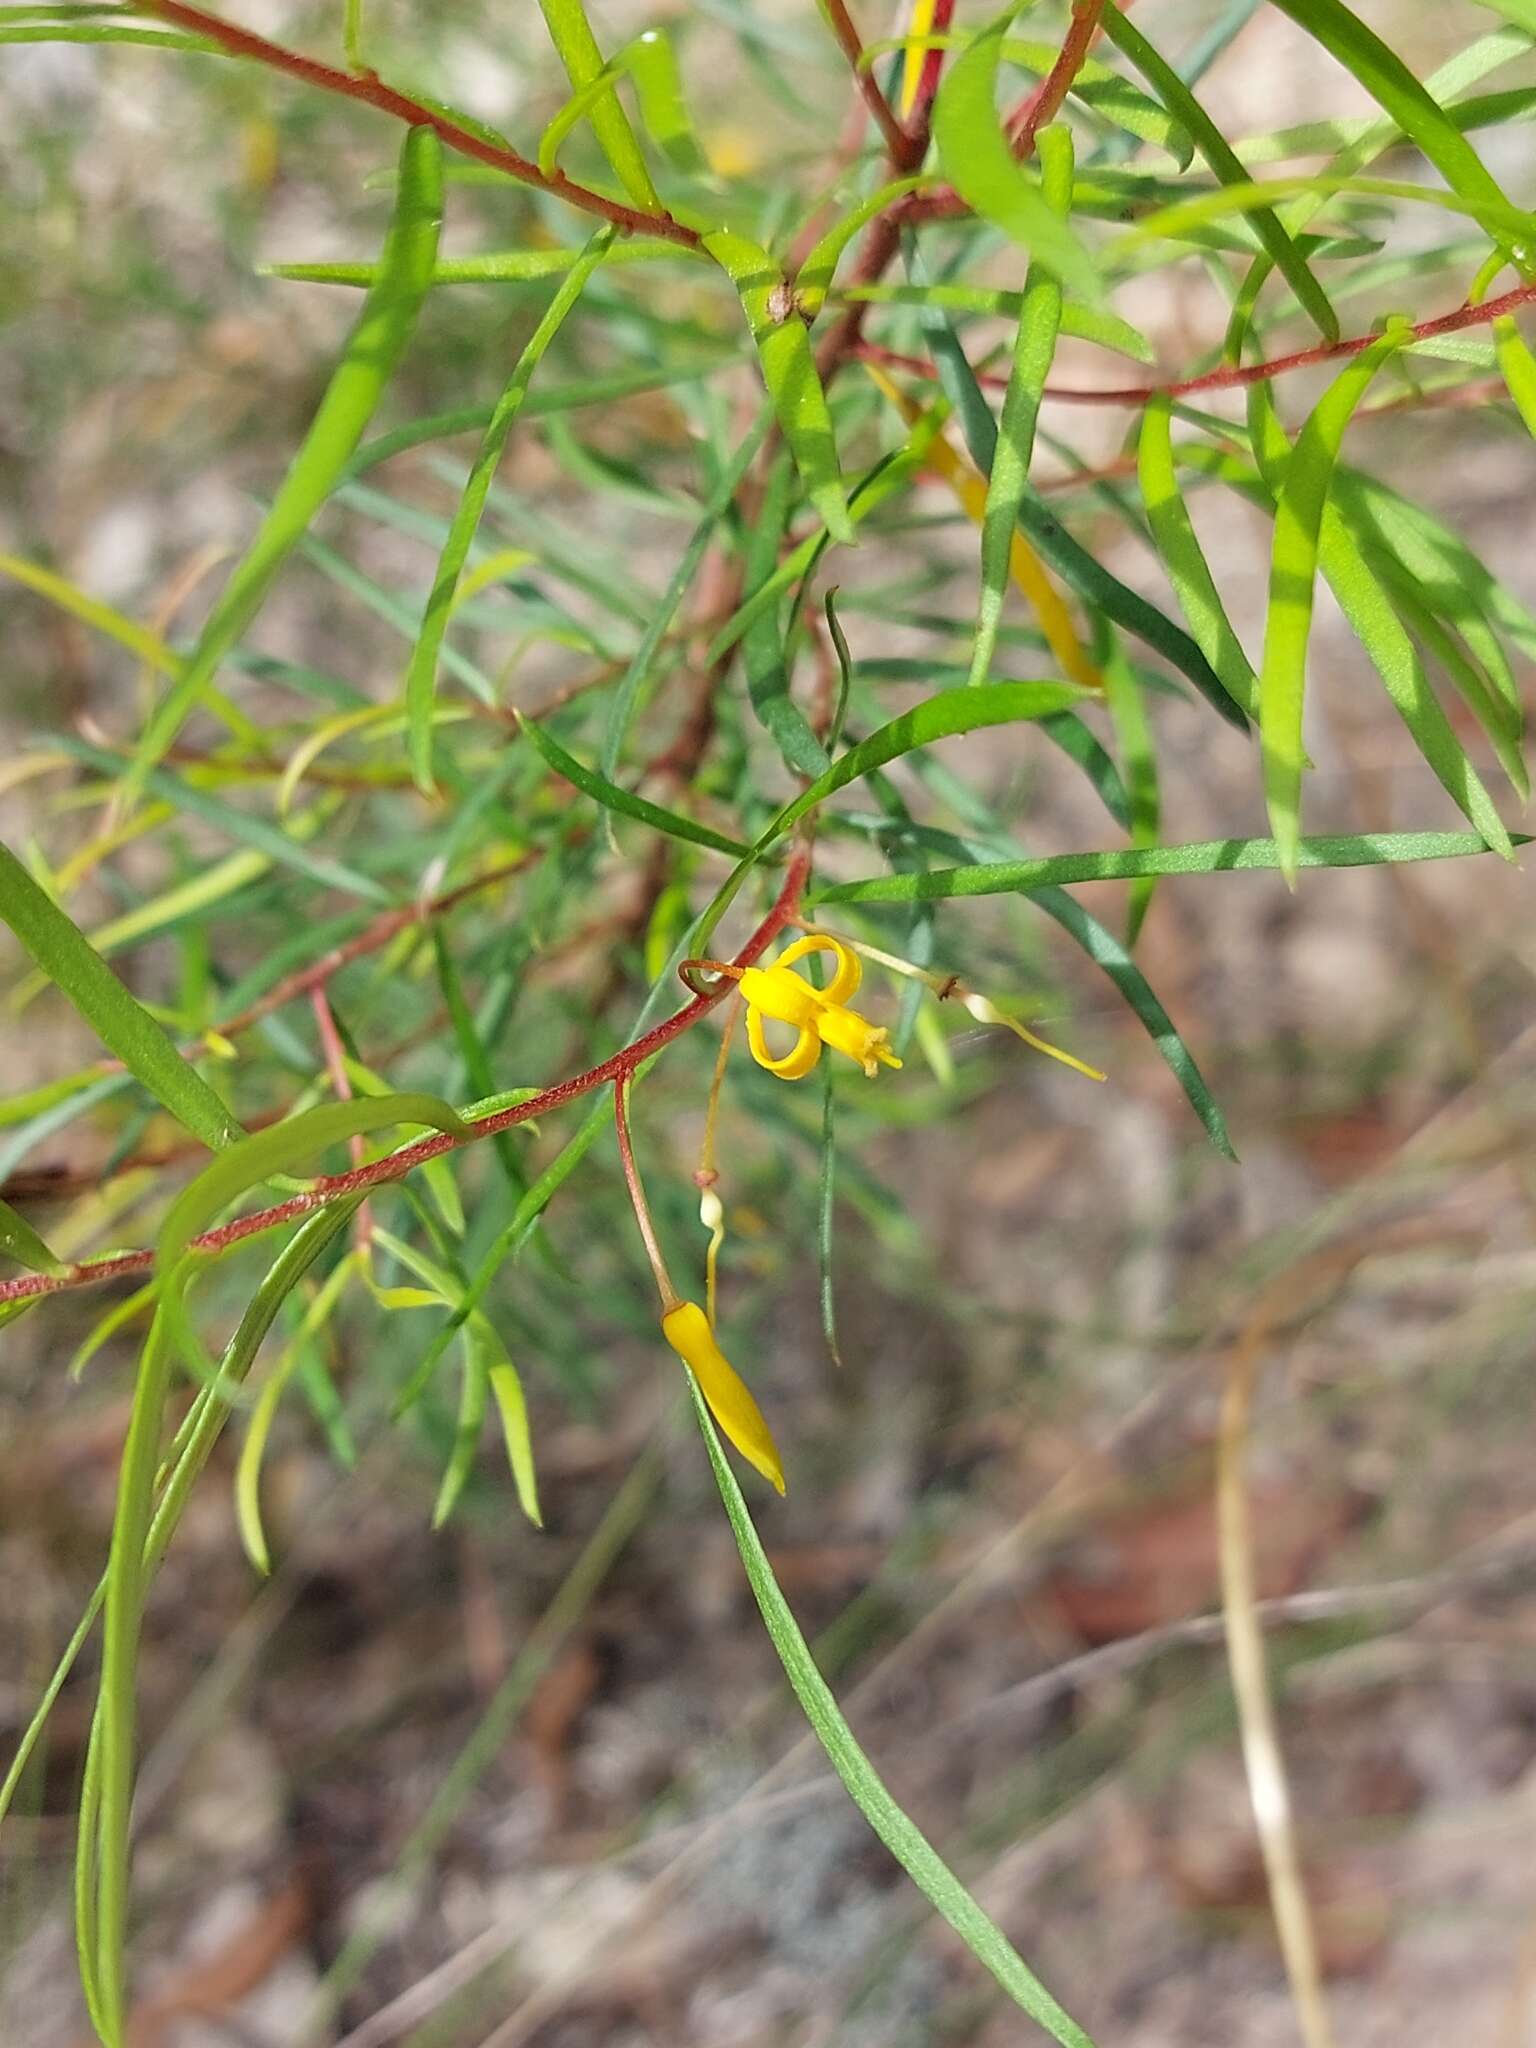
[0, 840, 242, 1153]
[703, 229, 855, 544]
[764, 679, 1090, 846]
[601, 407, 771, 776]
[124, 125, 445, 807]
[488, 1351, 543, 1527]
[796, 175, 932, 319]
[1363, 550, 1528, 797]
[969, 125, 1072, 689]
[270, 239, 695, 289]
[1101, 5, 1339, 340]
[847, 284, 1154, 363]
[933, 21, 1099, 304]
[55, 736, 389, 904]
[350, 357, 734, 475]
[689, 1376, 1096, 2046]
[520, 714, 751, 857]
[82, 1199, 362, 2033]
[1247, 386, 1515, 869]
[537, 0, 662, 211]
[1258, 330, 1405, 880]
[0, 553, 181, 679]
[1267, 0, 1533, 268]
[433, 1329, 491, 1528]
[822, 587, 855, 755]
[236, 1235, 361, 1574]
[813, 828, 1523, 900]
[741, 448, 831, 780]
[918, 307, 1250, 728]
[0, 22, 220, 49]
[1036, 884, 1235, 1159]
[1138, 397, 1258, 716]
[1100, 633, 1160, 945]
[1494, 313, 1536, 435]
[1037, 712, 1133, 830]
[0, 1195, 64, 1274]
[405, 229, 614, 791]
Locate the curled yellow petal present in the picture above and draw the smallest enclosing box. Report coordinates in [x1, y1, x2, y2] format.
[738, 962, 821, 1028]
[776, 931, 862, 1005]
[662, 1301, 785, 1495]
[746, 1004, 822, 1079]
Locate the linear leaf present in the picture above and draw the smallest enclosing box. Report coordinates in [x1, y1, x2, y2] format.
[916, 315, 1249, 726]
[1494, 313, 1536, 435]
[123, 125, 445, 808]
[813, 829, 1523, 900]
[1100, 632, 1160, 944]
[1101, 4, 1339, 340]
[0, 1196, 64, 1274]
[1138, 397, 1258, 716]
[488, 1353, 542, 1527]
[537, 0, 662, 210]
[55, 737, 388, 904]
[703, 229, 855, 544]
[933, 21, 1099, 304]
[0, 840, 242, 1153]
[520, 715, 751, 856]
[404, 229, 614, 790]
[1267, 0, 1531, 262]
[969, 125, 1072, 689]
[742, 448, 831, 779]
[847, 284, 1154, 362]
[601, 407, 771, 775]
[765, 679, 1091, 846]
[1258, 330, 1405, 879]
[1245, 390, 1516, 863]
[689, 1376, 1097, 2046]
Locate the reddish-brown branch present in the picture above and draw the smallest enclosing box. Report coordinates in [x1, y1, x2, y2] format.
[612, 1075, 675, 1307]
[820, 0, 920, 169]
[1008, 0, 1109, 156]
[143, 1, 699, 248]
[853, 278, 1536, 407]
[0, 849, 811, 1309]
[888, 0, 1110, 231]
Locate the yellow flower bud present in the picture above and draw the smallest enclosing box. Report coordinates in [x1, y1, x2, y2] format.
[662, 1301, 786, 1494]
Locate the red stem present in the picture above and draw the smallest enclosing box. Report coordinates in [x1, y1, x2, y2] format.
[820, 0, 921, 169]
[612, 1076, 675, 1308]
[1008, 0, 1109, 157]
[0, 849, 811, 1309]
[144, 1, 699, 248]
[854, 278, 1536, 407]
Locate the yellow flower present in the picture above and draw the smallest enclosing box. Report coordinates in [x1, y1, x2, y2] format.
[662, 1300, 785, 1494]
[738, 935, 903, 1082]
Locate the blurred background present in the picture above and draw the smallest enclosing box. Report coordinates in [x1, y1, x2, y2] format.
[4, 3, 1536, 2044]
